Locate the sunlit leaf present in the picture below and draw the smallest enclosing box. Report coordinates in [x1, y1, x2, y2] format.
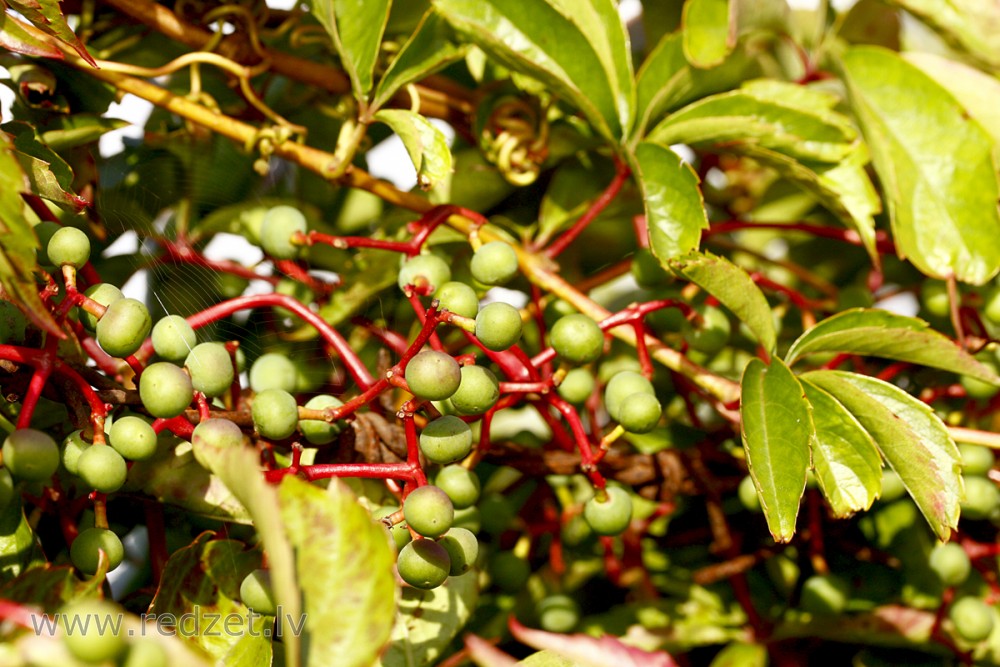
[904, 52, 1000, 145]
[508, 617, 680, 667]
[373, 109, 453, 191]
[633, 141, 708, 261]
[0, 11, 64, 60]
[883, 0, 1000, 70]
[682, 0, 733, 68]
[304, 0, 392, 100]
[6, 0, 95, 66]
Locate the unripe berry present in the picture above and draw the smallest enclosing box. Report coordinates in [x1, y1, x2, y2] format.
[108, 415, 158, 461]
[435, 281, 479, 319]
[420, 416, 473, 464]
[249, 352, 298, 394]
[557, 368, 595, 404]
[950, 596, 995, 642]
[240, 568, 278, 615]
[96, 298, 152, 358]
[451, 365, 500, 415]
[403, 485, 454, 538]
[77, 444, 128, 494]
[59, 598, 127, 662]
[615, 392, 661, 433]
[2, 428, 59, 482]
[397, 539, 451, 589]
[373, 506, 412, 551]
[192, 418, 245, 469]
[536, 594, 580, 633]
[800, 573, 851, 616]
[604, 371, 655, 420]
[489, 551, 530, 593]
[405, 350, 461, 401]
[550, 314, 604, 364]
[151, 314, 196, 362]
[300, 394, 345, 445]
[185, 342, 235, 398]
[80, 283, 124, 331]
[583, 486, 632, 536]
[929, 542, 971, 587]
[46, 226, 90, 268]
[682, 305, 731, 354]
[251, 389, 299, 440]
[70, 527, 124, 574]
[475, 302, 522, 351]
[470, 241, 518, 286]
[435, 465, 481, 509]
[260, 205, 307, 259]
[961, 475, 1000, 520]
[398, 254, 451, 292]
[140, 362, 194, 418]
[437, 527, 479, 576]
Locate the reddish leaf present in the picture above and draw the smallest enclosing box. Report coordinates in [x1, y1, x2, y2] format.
[508, 617, 680, 667]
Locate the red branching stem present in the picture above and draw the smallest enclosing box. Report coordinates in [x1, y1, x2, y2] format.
[196, 393, 211, 422]
[273, 259, 336, 295]
[408, 292, 444, 351]
[528, 398, 576, 452]
[876, 361, 910, 382]
[263, 462, 419, 484]
[544, 159, 631, 258]
[144, 500, 168, 585]
[352, 317, 409, 356]
[0, 600, 42, 630]
[706, 220, 896, 254]
[402, 415, 428, 486]
[152, 415, 194, 438]
[530, 347, 557, 367]
[548, 394, 604, 487]
[18, 363, 52, 429]
[457, 330, 533, 381]
[499, 381, 550, 394]
[155, 240, 276, 284]
[633, 214, 650, 248]
[600, 535, 622, 585]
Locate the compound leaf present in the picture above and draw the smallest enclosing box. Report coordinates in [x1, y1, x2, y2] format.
[633, 141, 708, 262]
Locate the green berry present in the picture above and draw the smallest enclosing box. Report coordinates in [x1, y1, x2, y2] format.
[452, 505, 482, 533]
[557, 368, 595, 404]
[560, 514, 593, 547]
[470, 241, 518, 286]
[475, 302, 522, 351]
[420, 416, 474, 464]
[880, 468, 906, 502]
[738, 475, 762, 513]
[80, 283, 124, 331]
[550, 314, 604, 364]
[61, 430, 90, 475]
[373, 506, 412, 551]
[489, 551, 530, 593]
[583, 486, 632, 536]
[252, 389, 299, 440]
[961, 475, 1000, 520]
[96, 298, 152, 358]
[921, 281, 951, 318]
[59, 598, 127, 662]
[398, 254, 451, 292]
[437, 527, 479, 576]
[984, 286, 1000, 326]
[185, 342, 235, 398]
[929, 542, 971, 587]
[403, 485, 454, 538]
[615, 392, 661, 433]
[436, 465, 481, 509]
[139, 362, 194, 418]
[682, 305, 731, 355]
[397, 539, 451, 589]
[121, 639, 169, 667]
[950, 597, 995, 642]
[962, 372, 1000, 400]
[435, 281, 479, 319]
[77, 445, 128, 493]
[300, 394, 345, 445]
[800, 573, 851, 615]
[604, 371, 655, 421]
[631, 248, 670, 288]
[405, 350, 462, 401]
[240, 568, 277, 615]
[151, 315, 196, 362]
[191, 418, 245, 469]
[536, 594, 580, 633]
[960, 444, 994, 477]
[249, 352, 298, 394]
[260, 205, 307, 259]
[451, 365, 500, 415]
[2, 428, 59, 482]
[108, 415, 158, 461]
[46, 226, 90, 268]
[70, 527, 124, 574]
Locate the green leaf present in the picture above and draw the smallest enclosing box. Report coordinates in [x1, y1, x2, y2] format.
[279, 477, 396, 667]
[0, 565, 93, 609]
[803, 370, 962, 540]
[669, 250, 776, 354]
[0, 11, 64, 60]
[508, 617, 679, 667]
[149, 534, 267, 662]
[304, 0, 392, 100]
[0, 500, 42, 581]
[801, 380, 882, 517]
[882, 0, 1000, 70]
[3, 121, 86, 212]
[739, 358, 813, 542]
[633, 31, 754, 139]
[682, 0, 733, 68]
[840, 46, 1000, 285]
[633, 141, 708, 262]
[708, 642, 767, 667]
[373, 109, 453, 191]
[6, 0, 96, 66]
[372, 11, 467, 111]
[378, 570, 478, 666]
[433, 0, 634, 141]
[904, 52, 1000, 145]
[785, 308, 1000, 384]
[38, 115, 129, 152]
[536, 157, 617, 243]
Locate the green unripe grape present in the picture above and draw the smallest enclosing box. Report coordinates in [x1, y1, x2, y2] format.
[0, 467, 13, 511]
[560, 513, 593, 547]
[437, 527, 479, 576]
[140, 362, 194, 418]
[274, 278, 314, 320]
[961, 475, 1000, 520]
[631, 248, 670, 288]
[984, 286, 1000, 326]
[880, 469, 906, 502]
[46, 226, 90, 268]
[420, 416, 473, 464]
[33, 220, 60, 266]
[77, 445, 128, 493]
[960, 444, 994, 477]
[292, 353, 329, 393]
[475, 302, 522, 351]
[550, 314, 604, 364]
[397, 539, 451, 589]
[121, 639, 169, 667]
[436, 465, 481, 509]
[108, 415, 158, 461]
[151, 315, 196, 362]
[260, 205, 307, 259]
[61, 430, 90, 475]
[738, 475, 762, 513]
[398, 254, 451, 292]
[405, 350, 462, 401]
[59, 598, 127, 662]
[0, 299, 27, 344]
[300, 394, 345, 445]
[929, 542, 971, 587]
[96, 298, 152, 358]
[185, 342, 235, 398]
[451, 365, 500, 415]
[837, 284, 874, 310]
[536, 594, 580, 633]
[950, 597, 995, 642]
[251, 389, 299, 440]
[597, 355, 643, 384]
[240, 568, 278, 616]
[557, 368, 595, 404]
[192, 418, 245, 469]
[543, 298, 577, 328]
[489, 551, 530, 593]
[583, 486, 632, 536]
[470, 241, 518, 286]
[452, 505, 481, 532]
[403, 485, 454, 538]
[2, 428, 59, 482]
[921, 281, 951, 318]
[682, 305, 731, 354]
[249, 352, 298, 394]
[604, 371, 655, 421]
[961, 373, 1000, 400]
[216, 271, 250, 299]
[373, 506, 412, 550]
[615, 392, 661, 433]
[80, 283, 124, 331]
[70, 527, 124, 574]
[800, 573, 851, 615]
[435, 281, 480, 319]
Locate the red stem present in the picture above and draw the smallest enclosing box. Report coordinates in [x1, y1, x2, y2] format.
[706, 220, 896, 254]
[544, 159, 631, 258]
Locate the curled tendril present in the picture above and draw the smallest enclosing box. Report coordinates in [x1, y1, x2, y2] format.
[203, 3, 270, 61]
[481, 96, 549, 186]
[245, 125, 297, 175]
